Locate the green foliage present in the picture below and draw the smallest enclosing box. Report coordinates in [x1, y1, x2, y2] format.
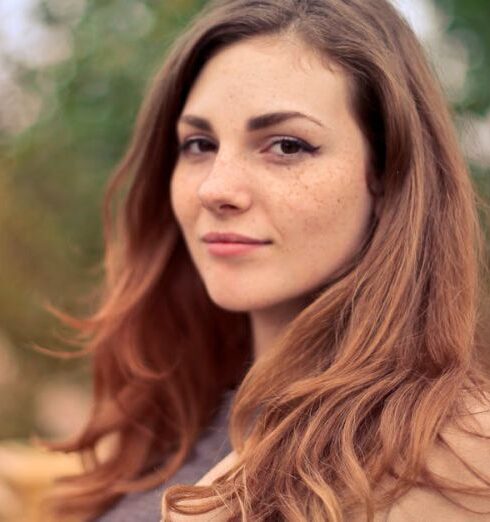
[0, 0, 206, 439]
[434, 0, 490, 114]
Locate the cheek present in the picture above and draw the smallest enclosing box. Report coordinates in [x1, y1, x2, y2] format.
[279, 164, 374, 254]
[170, 170, 193, 228]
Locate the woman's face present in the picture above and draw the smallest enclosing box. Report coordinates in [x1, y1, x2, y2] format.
[171, 34, 375, 315]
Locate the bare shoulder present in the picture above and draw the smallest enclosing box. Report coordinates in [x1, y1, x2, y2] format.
[386, 392, 490, 522]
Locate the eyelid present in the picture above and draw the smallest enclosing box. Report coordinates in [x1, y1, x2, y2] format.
[178, 134, 215, 145]
[266, 136, 319, 149]
[178, 135, 217, 154]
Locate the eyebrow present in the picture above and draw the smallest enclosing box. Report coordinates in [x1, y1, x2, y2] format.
[177, 111, 325, 133]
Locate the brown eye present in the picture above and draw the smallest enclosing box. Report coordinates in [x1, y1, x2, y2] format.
[268, 137, 320, 157]
[179, 138, 217, 155]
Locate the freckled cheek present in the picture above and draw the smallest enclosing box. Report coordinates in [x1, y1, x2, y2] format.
[274, 193, 332, 252]
[277, 176, 371, 255]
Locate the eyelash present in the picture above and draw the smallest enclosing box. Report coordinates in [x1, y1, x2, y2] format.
[178, 136, 320, 158]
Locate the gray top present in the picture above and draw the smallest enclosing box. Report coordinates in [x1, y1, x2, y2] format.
[94, 389, 235, 522]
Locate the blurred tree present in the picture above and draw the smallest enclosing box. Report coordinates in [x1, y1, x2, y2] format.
[434, 0, 490, 207]
[0, 0, 207, 439]
[434, 0, 490, 115]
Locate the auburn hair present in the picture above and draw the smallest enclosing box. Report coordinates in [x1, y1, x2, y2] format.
[43, 0, 490, 520]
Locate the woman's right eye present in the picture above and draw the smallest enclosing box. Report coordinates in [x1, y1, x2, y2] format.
[178, 137, 217, 155]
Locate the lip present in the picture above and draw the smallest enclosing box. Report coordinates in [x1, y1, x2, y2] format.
[202, 232, 272, 244]
[201, 232, 272, 257]
[205, 242, 269, 257]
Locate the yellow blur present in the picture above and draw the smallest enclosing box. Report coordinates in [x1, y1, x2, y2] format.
[0, 441, 81, 522]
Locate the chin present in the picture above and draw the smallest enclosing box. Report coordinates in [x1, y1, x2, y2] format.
[204, 285, 264, 312]
[207, 293, 260, 313]
[205, 284, 301, 315]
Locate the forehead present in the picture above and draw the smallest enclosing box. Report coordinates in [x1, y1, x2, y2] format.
[181, 34, 355, 127]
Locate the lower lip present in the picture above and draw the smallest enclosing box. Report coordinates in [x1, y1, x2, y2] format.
[205, 242, 270, 257]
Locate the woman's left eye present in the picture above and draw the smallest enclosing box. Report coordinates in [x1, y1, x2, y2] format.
[266, 137, 320, 157]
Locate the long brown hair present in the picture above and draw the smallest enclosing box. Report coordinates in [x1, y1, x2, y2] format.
[44, 0, 490, 520]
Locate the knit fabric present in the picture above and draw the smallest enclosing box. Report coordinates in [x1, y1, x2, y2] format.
[94, 389, 235, 522]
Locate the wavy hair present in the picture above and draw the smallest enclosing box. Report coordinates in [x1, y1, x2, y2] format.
[44, 0, 490, 520]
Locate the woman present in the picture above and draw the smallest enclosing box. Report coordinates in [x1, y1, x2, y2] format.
[44, 0, 490, 520]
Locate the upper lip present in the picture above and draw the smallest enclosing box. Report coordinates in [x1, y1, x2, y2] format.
[202, 232, 272, 244]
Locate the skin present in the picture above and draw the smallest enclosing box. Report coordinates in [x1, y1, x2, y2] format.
[170, 33, 376, 360]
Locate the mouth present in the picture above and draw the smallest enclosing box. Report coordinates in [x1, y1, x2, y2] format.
[202, 232, 272, 245]
[201, 232, 272, 257]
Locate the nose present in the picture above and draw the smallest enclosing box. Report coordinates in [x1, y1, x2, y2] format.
[197, 152, 252, 216]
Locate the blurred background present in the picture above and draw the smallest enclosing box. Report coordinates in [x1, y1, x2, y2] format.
[0, 0, 489, 520]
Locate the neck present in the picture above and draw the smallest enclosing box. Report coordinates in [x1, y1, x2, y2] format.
[249, 295, 310, 360]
